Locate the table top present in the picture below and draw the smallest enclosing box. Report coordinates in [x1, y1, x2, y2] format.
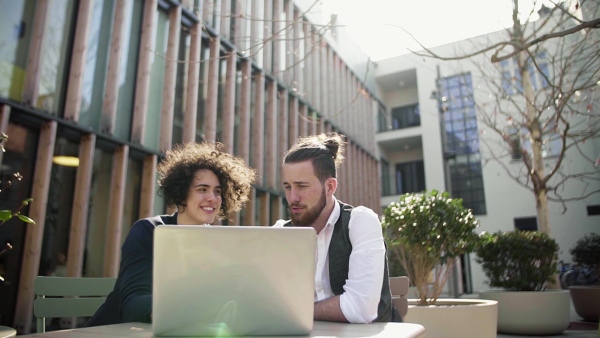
[18, 321, 425, 337]
[0, 325, 16, 338]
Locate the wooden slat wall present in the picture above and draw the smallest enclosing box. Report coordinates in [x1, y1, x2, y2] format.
[21, 0, 48, 106]
[8, 2, 386, 332]
[103, 145, 129, 277]
[13, 121, 57, 334]
[159, 6, 182, 151]
[64, 0, 93, 121]
[66, 134, 96, 278]
[131, 0, 158, 144]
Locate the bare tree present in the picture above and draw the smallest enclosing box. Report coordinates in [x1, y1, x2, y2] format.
[414, 0, 599, 236]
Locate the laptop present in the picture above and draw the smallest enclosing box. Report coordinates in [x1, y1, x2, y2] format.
[152, 225, 317, 337]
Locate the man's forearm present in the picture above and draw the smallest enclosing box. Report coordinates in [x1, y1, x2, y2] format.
[314, 295, 348, 322]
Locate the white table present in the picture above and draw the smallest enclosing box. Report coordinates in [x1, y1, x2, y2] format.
[0, 325, 16, 338]
[18, 321, 425, 337]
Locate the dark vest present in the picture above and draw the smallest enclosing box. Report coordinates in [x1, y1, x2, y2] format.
[285, 201, 401, 322]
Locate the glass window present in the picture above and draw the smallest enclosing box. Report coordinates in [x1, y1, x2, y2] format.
[391, 104, 420, 130]
[41, 137, 79, 280]
[114, 0, 143, 140]
[0, 0, 36, 101]
[215, 55, 227, 143]
[196, 40, 210, 142]
[173, 28, 191, 146]
[121, 158, 142, 244]
[84, 148, 113, 277]
[380, 159, 391, 196]
[395, 161, 425, 195]
[37, 0, 77, 114]
[441, 73, 486, 214]
[79, 0, 116, 130]
[233, 65, 242, 154]
[145, 9, 170, 150]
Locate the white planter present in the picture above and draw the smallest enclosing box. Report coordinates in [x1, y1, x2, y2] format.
[404, 299, 498, 338]
[479, 289, 570, 335]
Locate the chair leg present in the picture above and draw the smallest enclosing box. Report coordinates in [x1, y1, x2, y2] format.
[37, 317, 45, 333]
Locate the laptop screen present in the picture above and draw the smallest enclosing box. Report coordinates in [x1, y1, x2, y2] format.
[152, 225, 316, 337]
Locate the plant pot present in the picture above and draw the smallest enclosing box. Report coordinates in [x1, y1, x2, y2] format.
[569, 285, 600, 322]
[404, 299, 498, 338]
[479, 289, 570, 335]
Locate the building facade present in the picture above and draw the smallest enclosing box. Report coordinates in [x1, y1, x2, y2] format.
[0, 0, 382, 333]
[375, 2, 600, 294]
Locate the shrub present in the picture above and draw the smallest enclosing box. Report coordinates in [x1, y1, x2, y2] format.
[569, 233, 600, 282]
[381, 190, 480, 305]
[475, 231, 558, 291]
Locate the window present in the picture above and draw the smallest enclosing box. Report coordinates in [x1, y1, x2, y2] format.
[377, 105, 389, 132]
[508, 124, 562, 160]
[500, 52, 550, 96]
[381, 159, 391, 196]
[439, 73, 486, 215]
[395, 161, 425, 195]
[514, 217, 538, 231]
[0, 0, 37, 101]
[391, 104, 420, 130]
[587, 205, 600, 216]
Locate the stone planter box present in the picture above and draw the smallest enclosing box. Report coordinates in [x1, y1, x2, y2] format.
[404, 299, 498, 338]
[569, 285, 600, 322]
[479, 289, 570, 335]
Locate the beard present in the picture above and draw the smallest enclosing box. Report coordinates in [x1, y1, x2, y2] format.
[289, 188, 327, 227]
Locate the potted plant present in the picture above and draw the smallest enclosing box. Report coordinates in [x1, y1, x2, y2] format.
[476, 230, 570, 335]
[381, 190, 497, 338]
[565, 233, 600, 322]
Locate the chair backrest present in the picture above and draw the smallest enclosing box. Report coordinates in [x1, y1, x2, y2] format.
[390, 276, 410, 320]
[34, 276, 116, 333]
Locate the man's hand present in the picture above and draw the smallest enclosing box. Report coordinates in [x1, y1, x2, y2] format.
[314, 295, 348, 322]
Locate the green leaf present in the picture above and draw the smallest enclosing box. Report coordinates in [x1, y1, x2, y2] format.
[0, 210, 12, 222]
[22, 198, 33, 205]
[17, 214, 35, 224]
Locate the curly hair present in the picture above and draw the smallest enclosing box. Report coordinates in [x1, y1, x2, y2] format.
[157, 142, 256, 220]
[283, 132, 345, 183]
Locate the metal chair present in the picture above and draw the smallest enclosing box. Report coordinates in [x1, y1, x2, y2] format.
[390, 276, 410, 320]
[33, 276, 116, 333]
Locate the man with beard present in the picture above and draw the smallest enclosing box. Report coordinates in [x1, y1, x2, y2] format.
[273, 133, 401, 324]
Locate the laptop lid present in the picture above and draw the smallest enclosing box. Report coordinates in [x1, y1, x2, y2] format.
[152, 225, 316, 337]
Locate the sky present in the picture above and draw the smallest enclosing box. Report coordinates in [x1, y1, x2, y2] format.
[321, 0, 551, 61]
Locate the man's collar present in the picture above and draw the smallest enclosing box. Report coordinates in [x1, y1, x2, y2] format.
[324, 196, 340, 230]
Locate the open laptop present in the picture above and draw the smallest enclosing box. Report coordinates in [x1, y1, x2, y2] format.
[152, 225, 317, 337]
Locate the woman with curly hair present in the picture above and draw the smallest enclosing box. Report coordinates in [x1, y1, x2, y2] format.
[86, 142, 256, 327]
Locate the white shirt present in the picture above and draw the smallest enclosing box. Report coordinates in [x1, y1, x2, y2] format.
[273, 196, 385, 323]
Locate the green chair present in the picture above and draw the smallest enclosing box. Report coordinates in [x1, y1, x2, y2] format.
[33, 276, 116, 333]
